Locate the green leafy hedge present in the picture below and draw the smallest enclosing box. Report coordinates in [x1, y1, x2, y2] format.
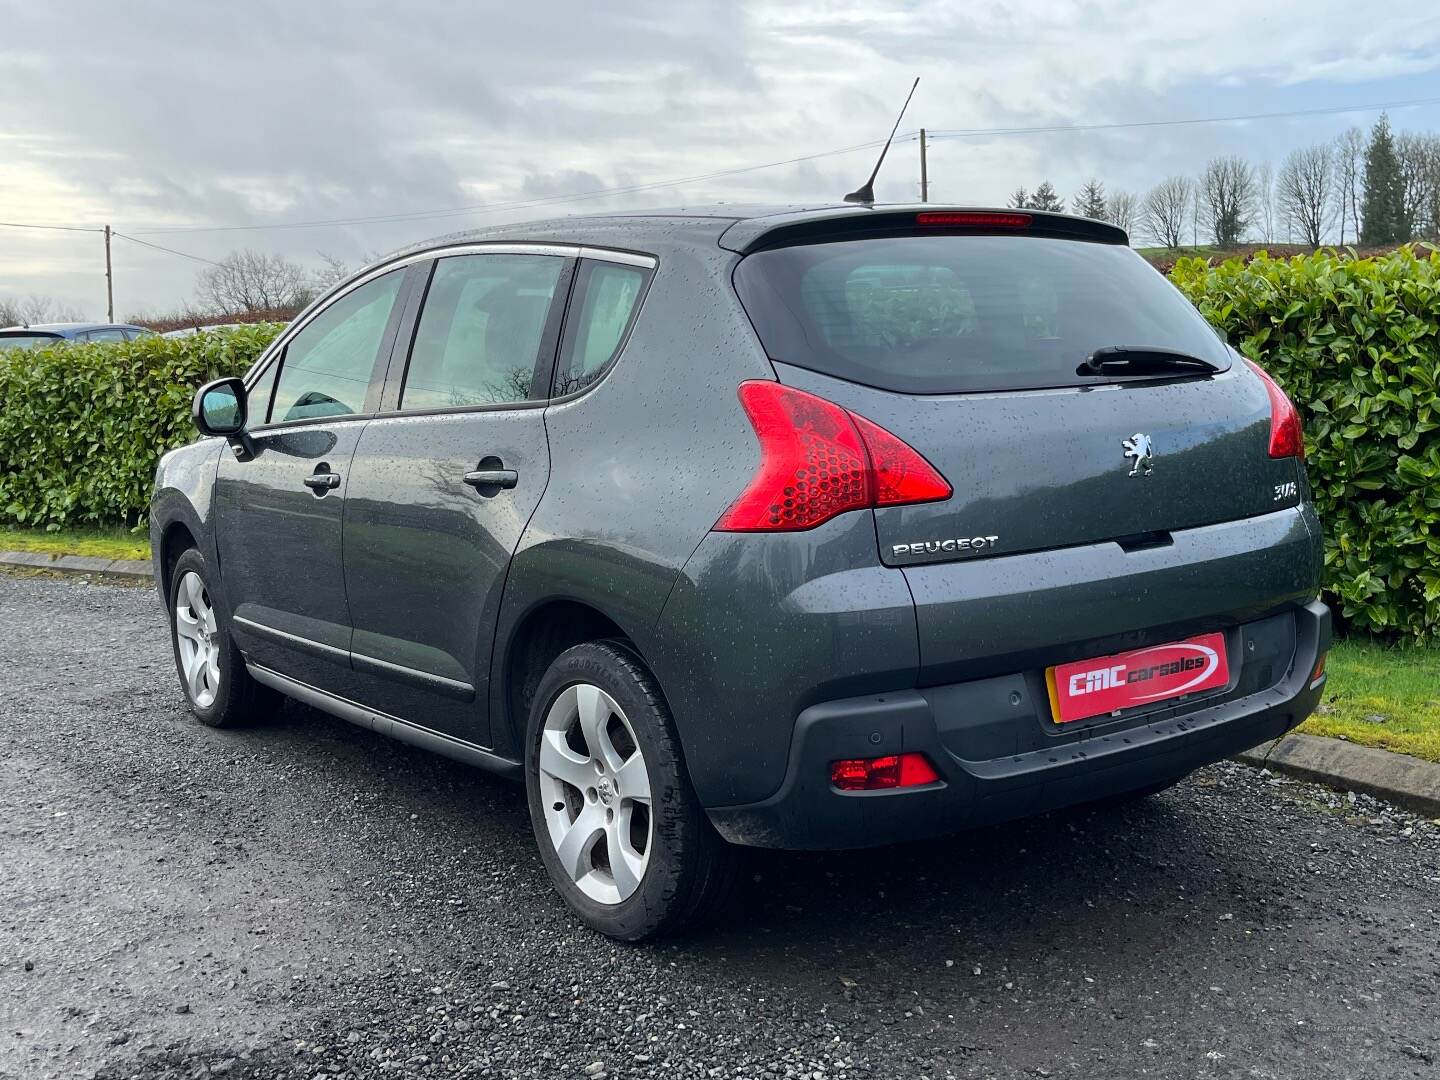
[1171, 248, 1440, 640]
[0, 326, 281, 530]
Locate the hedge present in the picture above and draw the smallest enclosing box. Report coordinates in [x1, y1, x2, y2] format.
[1171, 248, 1440, 640]
[0, 325, 281, 530]
[3, 248, 1438, 640]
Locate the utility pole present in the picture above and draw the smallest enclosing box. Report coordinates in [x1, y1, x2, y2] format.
[919, 128, 929, 202]
[104, 225, 114, 322]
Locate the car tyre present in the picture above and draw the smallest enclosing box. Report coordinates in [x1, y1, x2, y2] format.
[167, 548, 277, 728]
[525, 640, 739, 941]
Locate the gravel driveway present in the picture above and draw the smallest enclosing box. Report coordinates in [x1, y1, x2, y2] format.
[1, 572, 1437, 1080]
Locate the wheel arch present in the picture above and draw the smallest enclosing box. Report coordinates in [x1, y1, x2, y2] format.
[496, 596, 636, 761]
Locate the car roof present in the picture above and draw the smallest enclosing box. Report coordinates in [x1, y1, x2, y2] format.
[0, 322, 146, 336]
[383, 203, 1127, 264]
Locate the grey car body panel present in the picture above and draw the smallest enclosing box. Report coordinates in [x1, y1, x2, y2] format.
[214, 419, 369, 692]
[652, 513, 921, 807]
[487, 226, 774, 760]
[341, 404, 553, 745]
[770, 361, 1308, 567]
[148, 204, 1328, 851]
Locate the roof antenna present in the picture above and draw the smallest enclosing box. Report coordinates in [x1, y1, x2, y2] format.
[843, 77, 920, 205]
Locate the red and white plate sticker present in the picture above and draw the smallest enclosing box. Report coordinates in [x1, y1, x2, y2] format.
[1048, 632, 1229, 724]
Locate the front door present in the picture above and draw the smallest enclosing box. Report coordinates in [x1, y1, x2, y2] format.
[216, 268, 408, 693]
[340, 252, 569, 744]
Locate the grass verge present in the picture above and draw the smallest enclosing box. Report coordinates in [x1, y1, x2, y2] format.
[1300, 638, 1440, 763]
[0, 525, 151, 562]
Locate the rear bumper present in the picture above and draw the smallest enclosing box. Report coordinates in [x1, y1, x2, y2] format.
[706, 599, 1330, 850]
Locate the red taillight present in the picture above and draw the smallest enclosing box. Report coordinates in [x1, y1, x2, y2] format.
[830, 753, 941, 792]
[915, 211, 1031, 228]
[715, 382, 951, 531]
[1244, 359, 1305, 460]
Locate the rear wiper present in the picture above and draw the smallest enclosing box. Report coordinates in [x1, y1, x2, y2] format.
[1077, 346, 1221, 377]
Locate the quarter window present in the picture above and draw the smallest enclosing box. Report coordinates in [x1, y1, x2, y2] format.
[400, 254, 564, 410]
[556, 261, 649, 395]
[271, 270, 403, 423]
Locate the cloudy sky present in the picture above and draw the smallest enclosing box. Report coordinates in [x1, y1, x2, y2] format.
[3, 0, 1439, 319]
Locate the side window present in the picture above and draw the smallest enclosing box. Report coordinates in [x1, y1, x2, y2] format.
[399, 254, 564, 411]
[86, 327, 128, 343]
[555, 261, 650, 396]
[245, 359, 280, 426]
[126, 327, 157, 341]
[271, 270, 403, 423]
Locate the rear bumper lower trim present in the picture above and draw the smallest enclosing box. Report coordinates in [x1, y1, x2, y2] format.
[706, 600, 1330, 850]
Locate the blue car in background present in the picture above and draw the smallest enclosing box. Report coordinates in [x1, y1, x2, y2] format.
[0, 322, 157, 349]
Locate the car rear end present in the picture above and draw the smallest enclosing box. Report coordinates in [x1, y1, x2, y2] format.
[0, 330, 65, 350]
[662, 208, 1328, 849]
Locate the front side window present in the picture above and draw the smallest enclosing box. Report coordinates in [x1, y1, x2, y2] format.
[400, 254, 564, 411]
[271, 270, 403, 423]
[555, 261, 649, 396]
[85, 328, 127, 343]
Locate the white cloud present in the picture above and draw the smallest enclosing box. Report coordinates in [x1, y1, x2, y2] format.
[1, 0, 1438, 314]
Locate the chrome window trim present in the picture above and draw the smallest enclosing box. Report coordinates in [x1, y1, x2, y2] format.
[243, 243, 657, 390]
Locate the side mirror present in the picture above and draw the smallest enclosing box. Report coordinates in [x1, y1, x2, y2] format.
[193, 377, 246, 436]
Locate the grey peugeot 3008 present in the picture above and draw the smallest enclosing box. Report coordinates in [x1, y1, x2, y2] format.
[152, 205, 1329, 939]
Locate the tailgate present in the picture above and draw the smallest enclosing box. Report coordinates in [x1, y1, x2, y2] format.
[773, 361, 1305, 567]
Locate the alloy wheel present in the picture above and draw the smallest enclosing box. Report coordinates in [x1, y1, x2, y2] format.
[537, 682, 653, 905]
[174, 570, 221, 708]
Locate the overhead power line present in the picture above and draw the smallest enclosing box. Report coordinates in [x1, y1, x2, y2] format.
[926, 95, 1440, 139]
[126, 134, 906, 236]
[112, 231, 224, 267]
[0, 221, 105, 233]
[2, 93, 1437, 241]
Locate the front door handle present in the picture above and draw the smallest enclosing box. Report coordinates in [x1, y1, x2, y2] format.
[303, 470, 341, 492]
[463, 469, 518, 490]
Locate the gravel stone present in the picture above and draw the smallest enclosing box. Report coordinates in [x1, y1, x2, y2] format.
[1, 571, 1438, 1079]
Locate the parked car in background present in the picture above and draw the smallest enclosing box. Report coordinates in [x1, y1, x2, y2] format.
[152, 204, 1328, 940]
[162, 323, 251, 338]
[0, 322, 157, 349]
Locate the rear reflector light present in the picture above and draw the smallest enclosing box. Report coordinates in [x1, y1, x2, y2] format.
[1310, 654, 1327, 688]
[830, 753, 941, 792]
[915, 211, 1031, 228]
[1244, 359, 1305, 460]
[715, 381, 951, 531]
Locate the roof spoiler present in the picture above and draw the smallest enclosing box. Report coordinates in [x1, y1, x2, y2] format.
[719, 206, 1129, 254]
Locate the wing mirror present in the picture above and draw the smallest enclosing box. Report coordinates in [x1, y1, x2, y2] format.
[192, 376, 254, 459]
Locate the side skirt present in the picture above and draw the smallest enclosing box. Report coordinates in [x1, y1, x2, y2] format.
[246, 662, 524, 782]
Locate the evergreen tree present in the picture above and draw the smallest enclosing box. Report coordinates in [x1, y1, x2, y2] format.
[1008, 187, 1029, 210]
[1029, 181, 1065, 212]
[1072, 178, 1107, 219]
[1361, 115, 1407, 244]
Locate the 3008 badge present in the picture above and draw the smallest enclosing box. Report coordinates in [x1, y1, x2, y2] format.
[1047, 632, 1230, 724]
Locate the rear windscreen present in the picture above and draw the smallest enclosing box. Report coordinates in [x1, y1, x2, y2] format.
[0, 334, 61, 350]
[733, 235, 1231, 394]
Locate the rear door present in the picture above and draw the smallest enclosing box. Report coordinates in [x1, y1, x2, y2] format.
[339, 250, 572, 745]
[216, 267, 410, 693]
[733, 230, 1304, 569]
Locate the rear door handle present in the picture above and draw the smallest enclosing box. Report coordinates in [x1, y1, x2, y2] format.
[463, 469, 519, 490]
[303, 471, 341, 492]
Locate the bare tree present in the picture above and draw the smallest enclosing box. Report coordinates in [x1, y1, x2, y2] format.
[1256, 161, 1276, 243]
[1141, 176, 1194, 250]
[1275, 144, 1335, 246]
[1105, 190, 1139, 236]
[1396, 132, 1440, 242]
[1333, 127, 1364, 246]
[197, 250, 315, 315]
[1197, 157, 1257, 247]
[0, 294, 83, 326]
